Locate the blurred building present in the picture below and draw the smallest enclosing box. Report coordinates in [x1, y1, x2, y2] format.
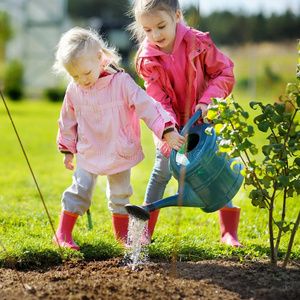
[87, 17, 134, 68]
[0, 0, 136, 97]
[0, 0, 71, 96]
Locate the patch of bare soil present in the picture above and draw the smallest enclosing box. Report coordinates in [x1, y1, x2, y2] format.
[0, 258, 299, 300]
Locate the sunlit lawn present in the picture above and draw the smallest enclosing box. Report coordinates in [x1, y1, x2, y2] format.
[0, 42, 299, 268]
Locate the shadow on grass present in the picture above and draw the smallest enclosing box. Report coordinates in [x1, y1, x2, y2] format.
[0, 238, 296, 273]
[0, 240, 124, 270]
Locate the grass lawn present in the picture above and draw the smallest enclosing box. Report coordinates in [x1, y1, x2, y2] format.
[0, 42, 299, 268]
[0, 97, 298, 268]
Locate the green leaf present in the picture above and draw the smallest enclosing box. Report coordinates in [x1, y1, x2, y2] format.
[278, 176, 290, 188]
[266, 165, 276, 177]
[287, 187, 295, 197]
[278, 127, 287, 136]
[272, 114, 283, 124]
[228, 147, 240, 158]
[262, 145, 272, 156]
[218, 99, 229, 107]
[220, 109, 235, 119]
[242, 138, 254, 149]
[250, 101, 262, 109]
[275, 221, 284, 230]
[258, 121, 270, 132]
[254, 113, 267, 124]
[293, 180, 300, 194]
[274, 102, 286, 114]
[210, 98, 218, 105]
[251, 199, 259, 206]
[297, 94, 300, 107]
[288, 138, 296, 148]
[207, 109, 218, 120]
[241, 111, 249, 119]
[214, 123, 225, 135]
[282, 225, 291, 233]
[230, 130, 240, 139]
[249, 145, 258, 155]
[262, 176, 272, 189]
[247, 125, 254, 136]
[272, 143, 284, 153]
[294, 157, 300, 167]
[233, 102, 242, 109]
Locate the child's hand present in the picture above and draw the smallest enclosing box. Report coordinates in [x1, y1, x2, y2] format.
[195, 103, 208, 119]
[63, 153, 75, 170]
[164, 130, 186, 151]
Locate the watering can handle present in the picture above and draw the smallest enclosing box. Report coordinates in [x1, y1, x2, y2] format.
[169, 109, 202, 179]
[180, 109, 202, 136]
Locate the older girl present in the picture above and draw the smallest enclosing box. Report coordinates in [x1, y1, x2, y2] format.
[128, 0, 243, 247]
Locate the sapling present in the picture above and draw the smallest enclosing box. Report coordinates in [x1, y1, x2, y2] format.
[206, 42, 300, 268]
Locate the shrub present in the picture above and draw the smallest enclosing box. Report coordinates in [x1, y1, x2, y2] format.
[44, 87, 65, 102]
[206, 41, 300, 268]
[3, 60, 24, 101]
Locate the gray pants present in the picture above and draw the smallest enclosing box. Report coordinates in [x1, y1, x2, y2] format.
[62, 165, 132, 215]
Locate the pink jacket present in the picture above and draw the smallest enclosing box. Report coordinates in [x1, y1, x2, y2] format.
[57, 72, 173, 175]
[137, 22, 235, 156]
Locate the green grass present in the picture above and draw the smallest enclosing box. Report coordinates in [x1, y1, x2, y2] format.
[0, 42, 299, 268]
[0, 97, 299, 269]
[224, 41, 299, 103]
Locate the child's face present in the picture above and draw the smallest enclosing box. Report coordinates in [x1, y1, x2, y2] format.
[65, 53, 104, 89]
[140, 10, 181, 54]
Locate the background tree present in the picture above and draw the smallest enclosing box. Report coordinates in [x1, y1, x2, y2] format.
[184, 6, 300, 46]
[0, 11, 13, 80]
[67, 0, 131, 22]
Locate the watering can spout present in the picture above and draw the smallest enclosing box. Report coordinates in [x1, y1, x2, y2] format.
[125, 187, 207, 221]
[125, 194, 184, 221]
[125, 204, 152, 221]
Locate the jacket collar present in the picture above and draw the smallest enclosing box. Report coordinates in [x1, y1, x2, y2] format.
[77, 73, 114, 92]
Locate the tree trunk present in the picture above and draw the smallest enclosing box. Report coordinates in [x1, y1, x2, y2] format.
[269, 199, 276, 265]
[282, 210, 300, 268]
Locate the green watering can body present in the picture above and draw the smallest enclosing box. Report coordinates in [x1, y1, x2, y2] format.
[125, 110, 244, 221]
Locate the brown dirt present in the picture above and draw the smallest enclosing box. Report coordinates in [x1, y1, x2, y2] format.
[0, 258, 299, 300]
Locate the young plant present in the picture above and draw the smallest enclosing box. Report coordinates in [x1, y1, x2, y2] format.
[206, 42, 300, 268]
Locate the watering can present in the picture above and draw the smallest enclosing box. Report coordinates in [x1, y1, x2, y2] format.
[125, 110, 244, 221]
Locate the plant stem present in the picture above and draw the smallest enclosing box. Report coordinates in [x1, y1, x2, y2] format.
[275, 188, 287, 258]
[269, 197, 276, 265]
[283, 210, 300, 269]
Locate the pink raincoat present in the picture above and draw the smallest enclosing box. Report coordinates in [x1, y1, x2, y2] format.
[137, 22, 235, 156]
[57, 72, 173, 175]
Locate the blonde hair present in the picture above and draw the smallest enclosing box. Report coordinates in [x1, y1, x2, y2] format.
[53, 27, 122, 76]
[127, 0, 184, 75]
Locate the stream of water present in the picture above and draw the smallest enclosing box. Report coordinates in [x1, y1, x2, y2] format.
[125, 215, 149, 270]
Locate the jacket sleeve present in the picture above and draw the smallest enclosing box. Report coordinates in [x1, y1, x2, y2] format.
[57, 89, 78, 154]
[138, 58, 178, 124]
[198, 34, 235, 105]
[121, 73, 175, 139]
